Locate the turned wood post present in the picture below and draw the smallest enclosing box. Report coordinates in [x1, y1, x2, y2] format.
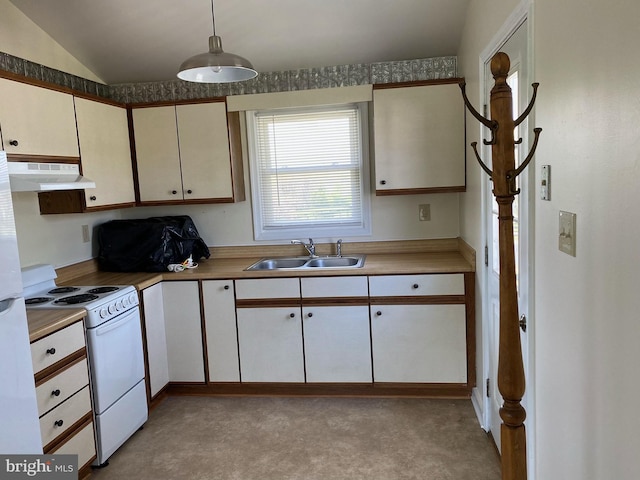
[489, 52, 527, 480]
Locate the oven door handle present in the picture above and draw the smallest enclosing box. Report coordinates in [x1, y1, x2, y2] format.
[95, 310, 138, 336]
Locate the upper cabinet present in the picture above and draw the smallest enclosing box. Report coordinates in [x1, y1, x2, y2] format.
[38, 97, 137, 214]
[372, 80, 466, 195]
[131, 101, 245, 205]
[0, 78, 79, 160]
[74, 98, 136, 208]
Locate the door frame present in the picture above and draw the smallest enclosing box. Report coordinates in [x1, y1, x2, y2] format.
[477, 0, 537, 478]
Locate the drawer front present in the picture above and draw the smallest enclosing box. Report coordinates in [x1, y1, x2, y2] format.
[31, 321, 85, 375]
[301, 276, 368, 298]
[50, 420, 96, 469]
[369, 274, 464, 296]
[235, 278, 300, 299]
[36, 358, 89, 416]
[40, 385, 92, 448]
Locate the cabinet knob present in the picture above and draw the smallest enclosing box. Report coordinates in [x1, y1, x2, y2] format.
[89, 195, 97, 201]
[171, 190, 178, 195]
[8, 139, 18, 146]
[307, 312, 313, 318]
[46, 348, 56, 355]
[223, 285, 230, 290]
[376, 311, 382, 316]
[54, 420, 64, 428]
[380, 180, 387, 185]
[412, 284, 419, 289]
[186, 189, 193, 194]
[289, 313, 295, 318]
[51, 389, 61, 397]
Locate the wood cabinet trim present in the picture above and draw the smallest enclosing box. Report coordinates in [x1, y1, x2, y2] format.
[236, 298, 302, 308]
[7, 154, 80, 164]
[34, 353, 87, 387]
[42, 411, 93, 453]
[369, 295, 466, 305]
[372, 78, 465, 90]
[375, 186, 466, 196]
[301, 297, 370, 307]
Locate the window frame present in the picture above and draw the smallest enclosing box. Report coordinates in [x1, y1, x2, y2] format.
[246, 102, 372, 241]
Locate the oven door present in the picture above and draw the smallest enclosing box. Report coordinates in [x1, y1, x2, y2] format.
[86, 307, 145, 414]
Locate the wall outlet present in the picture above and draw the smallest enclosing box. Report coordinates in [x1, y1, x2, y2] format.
[419, 204, 431, 221]
[82, 224, 90, 243]
[558, 211, 576, 256]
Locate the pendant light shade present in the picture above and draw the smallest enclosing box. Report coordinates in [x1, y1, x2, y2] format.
[177, 1, 257, 83]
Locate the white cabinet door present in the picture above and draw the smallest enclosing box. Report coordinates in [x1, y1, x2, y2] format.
[0, 78, 79, 158]
[74, 97, 135, 208]
[162, 281, 205, 382]
[303, 305, 372, 382]
[373, 83, 465, 192]
[132, 106, 183, 202]
[371, 304, 467, 383]
[202, 280, 240, 382]
[237, 307, 304, 382]
[176, 102, 233, 200]
[141, 283, 169, 397]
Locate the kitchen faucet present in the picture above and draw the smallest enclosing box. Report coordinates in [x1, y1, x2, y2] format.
[336, 239, 343, 257]
[291, 238, 317, 257]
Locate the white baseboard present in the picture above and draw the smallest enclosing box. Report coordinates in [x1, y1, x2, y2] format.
[471, 386, 488, 431]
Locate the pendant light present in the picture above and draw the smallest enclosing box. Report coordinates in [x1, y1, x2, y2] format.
[177, 0, 257, 83]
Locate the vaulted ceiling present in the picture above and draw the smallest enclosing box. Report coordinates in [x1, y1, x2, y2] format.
[9, 0, 470, 84]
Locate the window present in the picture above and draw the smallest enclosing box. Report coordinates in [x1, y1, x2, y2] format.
[247, 103, 371, 240]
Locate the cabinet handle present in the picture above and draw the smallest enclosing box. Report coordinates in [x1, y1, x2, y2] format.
[307, 312, 313, 318]
[380, 180, 387, 185]
[46, 348, 56, 355]
[8, 139, 18, 146]
[171, 190, 178, 195]
[89, 196, 97, 201]
[289, 313, 295, 318]
[412, 284, 419, 289]
[54, 420, 64, 428]
[376, 311, 382, 316]
[223, 285, 230, 290]
[51, 389, 61, 397]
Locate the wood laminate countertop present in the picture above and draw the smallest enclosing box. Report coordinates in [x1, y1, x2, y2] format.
[57, 238, 476, 292]
[27, 309, 86, 342]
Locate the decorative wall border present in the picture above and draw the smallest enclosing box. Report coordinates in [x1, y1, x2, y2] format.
[0, 51, 456, 104]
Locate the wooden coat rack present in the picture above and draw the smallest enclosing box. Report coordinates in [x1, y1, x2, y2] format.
[459, 52, 542, 480]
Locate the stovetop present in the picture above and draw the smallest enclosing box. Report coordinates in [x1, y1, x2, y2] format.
[24, 285, 128, 308]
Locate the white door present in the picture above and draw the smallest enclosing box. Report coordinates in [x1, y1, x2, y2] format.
[485, 20, 533, 452]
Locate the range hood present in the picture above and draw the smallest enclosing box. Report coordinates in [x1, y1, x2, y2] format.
[7, 161, 96, 192]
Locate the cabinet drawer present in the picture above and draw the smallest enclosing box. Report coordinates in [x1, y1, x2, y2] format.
[301, 276, 368, 298]
[369, 274, 464, 296]
[36, 357, 89, 416]
[40, 385, 92, 448]
[235, 278, 300, 299]
[31, 321, 86, 375]
[50, 420, 96, 469]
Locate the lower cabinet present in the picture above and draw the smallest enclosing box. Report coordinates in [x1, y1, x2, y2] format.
[302, 305, 372, 382]
[202, 280, 240, 382]
[237, 307, 305, 382]
[162, 281, 205, 382]
[141, 283, 170, 398]
[371, 304, 467, 383]
[29, 319, 96, 473]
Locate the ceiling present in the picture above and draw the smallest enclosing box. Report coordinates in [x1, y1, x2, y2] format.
[9, 0, 470, 85]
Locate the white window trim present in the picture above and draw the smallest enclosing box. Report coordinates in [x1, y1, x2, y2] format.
[246, 102, 372, 241]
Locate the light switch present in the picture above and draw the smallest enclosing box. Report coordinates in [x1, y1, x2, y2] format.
[558, 211, 576, 256]
[541, 165, 550, 200]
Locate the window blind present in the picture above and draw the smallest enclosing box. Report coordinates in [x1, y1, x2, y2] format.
[252, 105, 364, 231]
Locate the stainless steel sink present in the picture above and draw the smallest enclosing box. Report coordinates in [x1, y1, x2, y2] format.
[245, 254, 366, 271]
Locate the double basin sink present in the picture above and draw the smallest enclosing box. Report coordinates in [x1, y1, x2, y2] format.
[246, 254, 366, 271]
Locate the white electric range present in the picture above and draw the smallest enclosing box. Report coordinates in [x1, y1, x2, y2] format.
[22, 264, 148, 467]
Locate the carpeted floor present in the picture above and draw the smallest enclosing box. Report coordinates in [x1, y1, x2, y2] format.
[90, 396, 500, 480]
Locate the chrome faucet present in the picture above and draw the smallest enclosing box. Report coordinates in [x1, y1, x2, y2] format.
[291, 238, 316, 257]
[336, 239, 343, 257]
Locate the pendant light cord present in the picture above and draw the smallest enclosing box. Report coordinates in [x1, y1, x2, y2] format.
[211, 0, 216, 36]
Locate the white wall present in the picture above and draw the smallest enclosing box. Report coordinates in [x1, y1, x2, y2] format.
[0, 0, 103, 83]
[459, 0, 640, 478]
